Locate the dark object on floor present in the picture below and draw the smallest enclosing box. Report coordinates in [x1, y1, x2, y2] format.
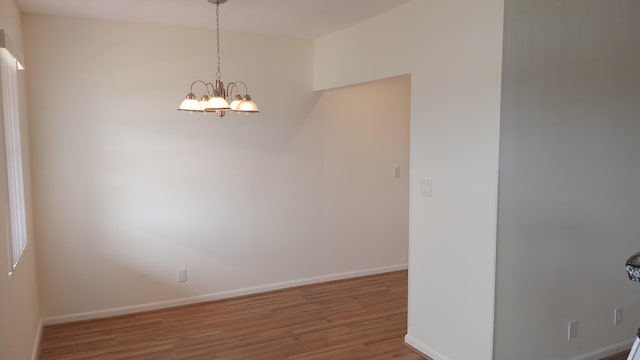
[626, 252, 640, 282]
[625, 252, 640, 360]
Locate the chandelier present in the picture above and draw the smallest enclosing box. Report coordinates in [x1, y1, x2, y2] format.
[178, 0, 259, 116]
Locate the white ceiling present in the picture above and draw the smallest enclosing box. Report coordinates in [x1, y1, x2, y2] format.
[16, 0, 413, 38]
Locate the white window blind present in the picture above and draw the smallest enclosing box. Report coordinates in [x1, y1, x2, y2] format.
[1, 43, 27, 272]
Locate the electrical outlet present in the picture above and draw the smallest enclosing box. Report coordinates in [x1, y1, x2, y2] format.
[177, 268, 188, 283]
[568, 321, 578, 340]
[614, 307, 623, 325]
[421, 179, 433, 197]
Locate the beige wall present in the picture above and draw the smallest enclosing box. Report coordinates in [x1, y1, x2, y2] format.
[495, 1, 640, 359]
[23, 14, 410, 321]
[315, 1, 504, 359]
[0, 0, 41, 359]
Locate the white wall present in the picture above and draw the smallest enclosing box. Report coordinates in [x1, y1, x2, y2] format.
[23, 14, 410, 320]
[315, 1, 504, 359]
[0, 0, 41, 359]
[495, 1, 640, 359]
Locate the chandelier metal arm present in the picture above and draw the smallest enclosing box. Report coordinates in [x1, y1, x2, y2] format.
[206, 82, 215, 96]
[189, 80, 213, 95]
[227, 81, 249, 96]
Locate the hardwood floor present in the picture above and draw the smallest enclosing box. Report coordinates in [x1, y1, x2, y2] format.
[602, 350, 630, 360]
[39, 270, 427, 360]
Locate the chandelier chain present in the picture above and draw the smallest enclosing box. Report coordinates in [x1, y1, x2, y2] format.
[216, 2, 222, 81]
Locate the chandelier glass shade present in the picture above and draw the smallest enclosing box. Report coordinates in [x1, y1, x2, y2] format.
[178, 0, 259, 116]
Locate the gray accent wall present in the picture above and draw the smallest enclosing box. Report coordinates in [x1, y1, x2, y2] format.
[495, 1, 640, 359]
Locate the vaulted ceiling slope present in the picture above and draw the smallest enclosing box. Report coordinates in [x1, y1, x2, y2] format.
[16, 0, 413, 38]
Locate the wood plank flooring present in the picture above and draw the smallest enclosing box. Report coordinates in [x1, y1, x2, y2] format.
[602, 350, 630, 360]
[39, 270, 427, 360]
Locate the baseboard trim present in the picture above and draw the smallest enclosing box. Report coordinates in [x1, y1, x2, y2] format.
[31, 319, 43, 360]
[404, 334, 633, 360]
[43, 264, 408, 325]
[570, 338, 635, 360]
[405, 334, 451, 360]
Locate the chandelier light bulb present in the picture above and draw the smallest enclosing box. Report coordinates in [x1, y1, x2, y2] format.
[205, 96, 231, 111]
[229, 94, 243, 111]
[236, 94, 260, 113]
[178, 93, 203, 112]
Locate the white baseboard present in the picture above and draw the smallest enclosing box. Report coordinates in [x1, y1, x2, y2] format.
[31, 319, 43, 360]
[405, 334, 451, 360]
[570, 338, 635, 360]
[403, 333, 633, 360]
[43, 264, 408, 325]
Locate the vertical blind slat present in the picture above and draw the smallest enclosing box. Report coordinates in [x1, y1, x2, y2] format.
[1, 48, 27, 270]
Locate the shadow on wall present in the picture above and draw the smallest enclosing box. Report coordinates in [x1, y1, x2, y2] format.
[31, 30, 410, 319]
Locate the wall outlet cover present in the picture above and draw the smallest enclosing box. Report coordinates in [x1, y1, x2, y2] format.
[614, 307, 623, 325]
[568, 321, 578, 340]
[177, 268, 188, 283]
